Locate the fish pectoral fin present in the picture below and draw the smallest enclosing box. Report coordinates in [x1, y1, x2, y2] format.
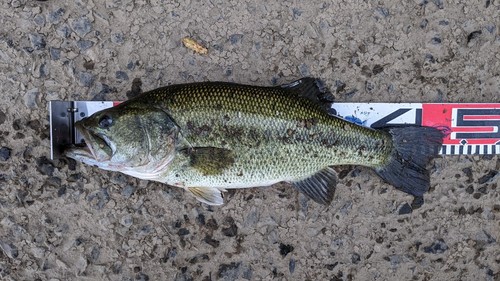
[187, 187, 224, 205]
[189, 147, 235, 176]
[291, 167, 337, 205]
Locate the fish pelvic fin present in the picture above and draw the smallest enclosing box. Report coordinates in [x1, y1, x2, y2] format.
[291, 167, 337, 205]
[187, 187, 225, 205]
[375, 126, 444, 197]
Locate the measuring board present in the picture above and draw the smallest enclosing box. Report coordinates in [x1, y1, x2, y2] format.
[49, 101, 500, 160]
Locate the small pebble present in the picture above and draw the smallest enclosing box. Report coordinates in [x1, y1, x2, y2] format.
[48, 8, 65, 23]
[67, 173, 82, 182]
[36, 157, 55, 176]
[0, 111, 5, 125]
[292, 8, 302, 19]
[12, 119, 22, 130]
[478, 171, 497, 184]
[438, 20, 449, 26]
[78, 72, 95, 87]
[423, 239, 448, 254]
[351, 253, 361, 264]
[326, 263, 338, 270]
[411, 196, 425, 209]
[376, 7, 390, 18]
[0, 147, 11, 161]
[425, 54, 435, 63]
[29, 34, 46, 50]
[420, 19, 428, 29]
[242, 266, 253, 280]
[89, 246, 100, 263]
[0, 240, 18, 259]
[467, 30, 482, 44]
[218, 262, 241, 280]
[44, 176, 61, 188]
[344, 89, 358, 98]
[203, 235, 220, 248]
[87, 188, 110, 210]
[56, 25, 70, 38]
[50, 48, 61, 60]
[221, 216, 238, 237]
[431, 36, 442, 45]
[365, 81, 375, 92]
[485, 25, 495, 34]
[24, 88, 40, 108]
[127, 61, 135, 70]
[136, 225, 152, 238]
[225, 66, 233, 76]
[373, 64, 384, 75]
[298, 63, 310, 76]
[466, 185, 474, 194]
[10, 0, 22, 8]
[433, 0, 444, 9]
[334, 80, 346, 93]
[57, 186, 66, 197]
[92, 83, 116, 101]
[115, 71, 129, 80]
[279, 243, 294, 257]
[111, 33, 124, 44]
[33, 14, 45, 26]
[289, 259, 296, 273]
[71, 16, 92, 37]
[196, 213, 206, 225]
[120, 215, 133, 227]
[83, 61, 95, 70]
[229, 34, 243, 45]
[135, 272, 149, 281]
[92, 82, 114, 99]
[77, 40, 93, 51]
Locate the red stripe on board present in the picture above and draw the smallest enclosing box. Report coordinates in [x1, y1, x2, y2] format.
[463, 115, 500, 120]
[452, 127, 496, 132]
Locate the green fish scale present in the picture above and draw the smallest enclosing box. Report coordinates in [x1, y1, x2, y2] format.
[135, 82, 393, 188]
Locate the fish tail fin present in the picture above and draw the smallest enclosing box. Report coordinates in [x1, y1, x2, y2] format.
[375, 126, 444, 197]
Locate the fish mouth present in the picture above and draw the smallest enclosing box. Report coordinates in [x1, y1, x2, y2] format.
[71, 123, 114, 161]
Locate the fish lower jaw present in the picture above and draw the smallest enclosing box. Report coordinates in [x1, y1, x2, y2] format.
[119, 158, 175, 182]
[120, 169, 166, 182]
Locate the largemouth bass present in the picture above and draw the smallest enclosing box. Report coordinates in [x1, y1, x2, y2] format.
[66, 78, 443, 205]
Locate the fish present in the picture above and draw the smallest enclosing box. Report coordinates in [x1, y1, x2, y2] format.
[65, 78, 444, 206]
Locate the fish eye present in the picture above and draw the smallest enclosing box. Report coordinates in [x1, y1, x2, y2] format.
[98, 115, 113, 129]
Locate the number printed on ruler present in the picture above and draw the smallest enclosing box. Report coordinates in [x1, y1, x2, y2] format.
[422, 104, 500, 155]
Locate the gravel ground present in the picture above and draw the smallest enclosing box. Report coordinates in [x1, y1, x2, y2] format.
[0, 0, 499, 280]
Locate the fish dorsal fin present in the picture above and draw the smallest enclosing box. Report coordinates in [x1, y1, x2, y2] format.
[189, 147, 235, 176]
[280, 77, 334, 110]
[188, 187, 224, 205]
[291, 167, 337, 205]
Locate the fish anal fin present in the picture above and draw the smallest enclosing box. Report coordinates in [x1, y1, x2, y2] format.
[188, 187, 224, 205]
[291, 167, 337, 205]
[190, 147, 235, 176]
